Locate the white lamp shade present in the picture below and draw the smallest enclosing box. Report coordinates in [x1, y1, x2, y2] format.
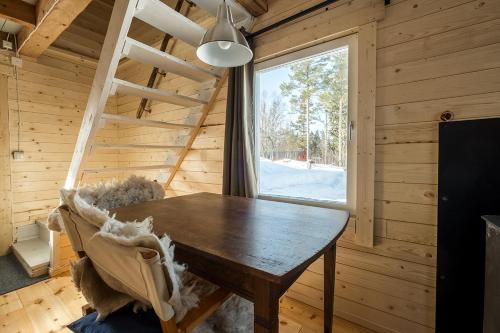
[197, 41, 253, 67]
[196, 3, 253, 67]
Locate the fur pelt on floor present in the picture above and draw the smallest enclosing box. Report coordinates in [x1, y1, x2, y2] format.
[51, 176, 253, 331]
[71, 256, 136, 321]
[193, 295, 254, 333]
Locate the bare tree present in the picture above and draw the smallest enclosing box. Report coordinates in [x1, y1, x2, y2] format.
[260, 92, 286, 160]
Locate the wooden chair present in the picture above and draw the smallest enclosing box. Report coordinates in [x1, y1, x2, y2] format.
[81, 277, 231, 333]
[136, 249, 233, 333]
[58, 204, 232, 333]
[159, 288, 231, 333]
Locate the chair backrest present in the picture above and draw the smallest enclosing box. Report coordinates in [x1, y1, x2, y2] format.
[58, 205, 176, 321]
[58, 205, 96, 254]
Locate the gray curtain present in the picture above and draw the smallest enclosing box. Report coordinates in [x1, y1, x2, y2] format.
[222, 40, 257, 198]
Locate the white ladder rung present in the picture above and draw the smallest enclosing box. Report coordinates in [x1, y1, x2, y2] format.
[111, 79, 207, 107]
[83, 164, 174, 173]
[101, 113, 195, 129]
[92, 143, 185, 150]
[135, 0, 206, 47]
[123, 38, 220, 82]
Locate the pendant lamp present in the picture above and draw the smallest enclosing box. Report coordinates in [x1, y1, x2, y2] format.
[196, 1, 253, 67]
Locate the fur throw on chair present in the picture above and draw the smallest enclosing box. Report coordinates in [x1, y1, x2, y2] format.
[48, 175, 164, 232]
[77, 175, 165, 210]
[93, 215, 216, 323]
[50, 176, 206, 321]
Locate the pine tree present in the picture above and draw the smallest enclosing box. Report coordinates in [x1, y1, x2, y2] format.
[317, 48, 349, 167]
[280, 59, 326, 161]
[309, 130, 322, 162]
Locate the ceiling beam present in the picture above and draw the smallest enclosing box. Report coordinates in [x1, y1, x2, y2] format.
[17, 0, 92, 58]
[0, 0, 36, 28]
[234, 0, 268, 16]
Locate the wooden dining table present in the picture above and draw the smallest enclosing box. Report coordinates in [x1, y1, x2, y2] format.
[111, 192, 349, 333]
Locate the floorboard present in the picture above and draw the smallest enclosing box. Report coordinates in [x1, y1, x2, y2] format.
[0, 275, 375, 333]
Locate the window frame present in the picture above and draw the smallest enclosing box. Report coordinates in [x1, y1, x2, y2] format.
[254, 34, 359, 212]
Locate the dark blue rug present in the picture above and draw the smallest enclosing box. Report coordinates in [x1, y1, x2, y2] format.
[68, 304, 162, 333]
[0, 253, 49, 295]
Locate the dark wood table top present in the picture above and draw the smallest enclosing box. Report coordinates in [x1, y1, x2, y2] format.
[111, 192, 349, 282]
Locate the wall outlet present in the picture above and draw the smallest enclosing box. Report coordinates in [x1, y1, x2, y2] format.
[2, 40, 12, 50]
[12, 150, 25, 160]
[11, 56, 22, 68]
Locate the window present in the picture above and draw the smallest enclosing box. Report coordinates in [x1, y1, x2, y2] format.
[255, 36, 358, 209]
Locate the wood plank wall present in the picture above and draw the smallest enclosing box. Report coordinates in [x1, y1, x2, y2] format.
[252, 0, 500, 332]
[0, 74, 12, 255]
[0, 51, 119, 261]
[114, 0, 500, 332]
[114, 5, 227, 196]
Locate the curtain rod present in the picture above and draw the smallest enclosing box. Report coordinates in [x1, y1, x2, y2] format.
[247, 0, 339, 39]
[247, 0, 391, 39]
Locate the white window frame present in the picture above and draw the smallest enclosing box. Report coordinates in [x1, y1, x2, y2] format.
[254, 34, 358, 212]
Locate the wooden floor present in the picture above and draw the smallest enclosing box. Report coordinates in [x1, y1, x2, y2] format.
[0, 275, 374, 333]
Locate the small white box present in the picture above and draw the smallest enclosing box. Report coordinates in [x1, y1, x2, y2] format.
[2, 40, 12, 50]
[12, 150, 25, 160]
[11, 57, 22, 68]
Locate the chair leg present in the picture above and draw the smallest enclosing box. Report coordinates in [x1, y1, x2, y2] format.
[160, 318, 178, 333]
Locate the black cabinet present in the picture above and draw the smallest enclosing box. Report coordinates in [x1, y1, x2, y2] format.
[438, 118, 500, 332]
[482, 215, 500, 333]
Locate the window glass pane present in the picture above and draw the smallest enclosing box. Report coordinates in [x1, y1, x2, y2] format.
[257, 45, 349, 204]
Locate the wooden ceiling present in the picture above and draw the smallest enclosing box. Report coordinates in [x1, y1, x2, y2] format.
[0, 0, 267, 60]
[50, 0, 199, 60]
[0, 0, 36, 29]
[0, 0, 92, 58]
[50, 0, 269, 61]
[0, 0, 181, 59]
[51, 0, 113, 59]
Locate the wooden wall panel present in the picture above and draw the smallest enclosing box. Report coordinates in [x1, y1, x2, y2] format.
[0, 51, 119, 255]
[246, 0, 500, 332]
[254, 0, 384, 62]
[0, 74, 12, 255]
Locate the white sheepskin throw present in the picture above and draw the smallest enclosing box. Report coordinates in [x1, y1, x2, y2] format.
[95, 216, 214, 323]
[48, 176, 164, 232]
[77, 175, 165, 210]
[52, 176, 197, 320]
[193, 295, 254, 333]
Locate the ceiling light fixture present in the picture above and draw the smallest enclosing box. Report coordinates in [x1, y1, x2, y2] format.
[196, 1, 253, 68]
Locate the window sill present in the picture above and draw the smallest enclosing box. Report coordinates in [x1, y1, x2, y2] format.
[257, 194, 350, 212]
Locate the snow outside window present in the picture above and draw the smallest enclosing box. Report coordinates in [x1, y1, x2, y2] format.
[255, 36, 358, 209]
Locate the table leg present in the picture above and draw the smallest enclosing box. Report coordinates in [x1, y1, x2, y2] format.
[324, 244, 337, 333]
[254, 279, 280, 333]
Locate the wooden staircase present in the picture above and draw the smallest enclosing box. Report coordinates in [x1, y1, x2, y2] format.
[64, 0, 234, 189]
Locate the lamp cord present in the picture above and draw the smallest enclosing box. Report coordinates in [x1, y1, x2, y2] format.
[13, 34, 21, 152]
[0, 19, 21, 152]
